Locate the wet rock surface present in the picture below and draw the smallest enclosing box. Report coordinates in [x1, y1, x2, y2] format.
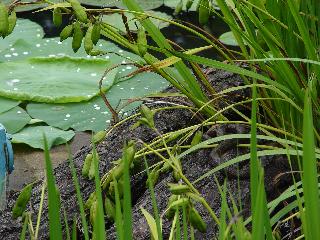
[0, 68, 290, 239]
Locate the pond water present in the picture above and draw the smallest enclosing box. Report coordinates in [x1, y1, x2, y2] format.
[9, 6, 230, 190]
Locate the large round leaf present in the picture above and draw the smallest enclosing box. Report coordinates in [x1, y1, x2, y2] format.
[0, 35, 141, 64]
[0, 97, 20, 114]
[0, 106, 31, 134]
[27, 71, 169, 132]
[0, 19, 44, 54]
[0, 56, 117, 103]
[102, 11, 171, 33]
[11, 126, 75, 149]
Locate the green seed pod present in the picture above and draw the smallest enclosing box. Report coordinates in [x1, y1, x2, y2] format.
[160, 161, 170, 173]
[189, 207, 207, 233]
[84, 25, 94, 54]
[53, 8, 62, 27]
[85, 191, 96, 210]
[186, 0, 194, 10]
[165, 195, 178, 219]
[0, 3, 9, 38]
[167, 195, 178, 207]
[68, 0, 88, 23]
[72, 22, 83, 53]
[140, 104, 154, 128]
[168, 183, 190, 195]
[174, 0, 183, 15]
[12, 183, 33, 219]
[89, 200, 97, 225]
[109, 179, 124, 198]
[146, 167, 160, 187]
[191, 130, 203, 147]
[137, 27, 148, 57]
[104, 197, 115, 220]
[173, 170, 180, 181]
[91, 23, 101, 45]
[82, 153, 93, 177]
[92, 130, 106, 144]
[173, 158, 182, 181]
[60, 24, 73, 42]
[168, 197, 190, 211]
[88, 150, 100, 180]
[6, 10, 16, 36]
[198, 0, 210, 25]
[123, 141, 136, 168]
[89, 49, 104, 56]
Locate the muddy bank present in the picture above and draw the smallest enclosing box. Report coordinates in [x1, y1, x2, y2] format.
[0, 68, 290, 239]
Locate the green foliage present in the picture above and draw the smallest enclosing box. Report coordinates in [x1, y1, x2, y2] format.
[102, 11, 172, 33]
[11, 126, 75, 149]
[26, 71, 168, 132]
[43, 135, 63, 239]
[0, 106, 30, 133]
[5, 0, 320, 239]
[218, 31, 238, 46]
[0, 97, 19, 114]
[301, 88, 320, 239]
[0, 57, 117, 103]
[0, 18, 168, 148]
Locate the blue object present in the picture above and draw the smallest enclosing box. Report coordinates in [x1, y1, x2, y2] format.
[0, 124, 14, 210]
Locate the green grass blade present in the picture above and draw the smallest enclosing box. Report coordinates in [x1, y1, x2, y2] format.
[92, 147, 106, 240]
[175, 209, 181, 240]
[168, 50, 291, 94]
[67, 146, 89, 240]
[43, 134, 63, 240]
[72, 217, 77, 240]
[144, 158, 163, 240]
[182, 205, 187, 240]
[251, 168, 266, 240]
[218, 181, 228, 240]
[301, 88, 320, 239]
[122, 143, 134, 240]
[250, 79, 259, 212]
[122, 0, 208, 103]
[19, 213, 29, 240]
[63, 209, 71, 240]
[113, 176, 124, 240]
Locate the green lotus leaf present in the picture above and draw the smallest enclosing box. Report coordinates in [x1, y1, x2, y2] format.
[115, 0, 163, 10]
[0, 35, 141, 64]
[27, 71, 169, 132]
[0, 56, 117, 103]
[3, 0, 163, 12]
[102, 11, 172, 33]
[11, 125, 75, 149]
[218, 31, 239, 46]
[3, 0, 112, 12]
[0, 106, 31, 134]
[0, 19, 44, 54]
[0, 97, 20, 114]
